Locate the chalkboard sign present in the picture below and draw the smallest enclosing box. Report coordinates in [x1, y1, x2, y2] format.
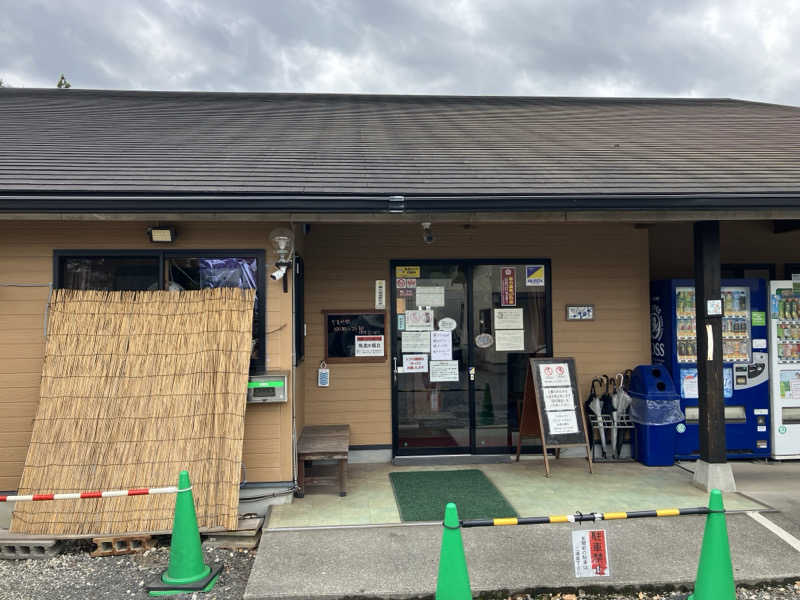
[324, 310, 387, 363]
[515, 357, 593, 477]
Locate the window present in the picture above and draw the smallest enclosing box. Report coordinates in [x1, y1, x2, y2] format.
[55, 250, 266, 374]
[60, 256, 160, 291]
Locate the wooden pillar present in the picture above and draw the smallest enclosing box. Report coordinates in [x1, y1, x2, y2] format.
[693, 220, 726, 463]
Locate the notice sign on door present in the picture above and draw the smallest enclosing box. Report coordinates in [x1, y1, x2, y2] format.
[355, 335, 384, 357]
[430, 360, 459, 382]
[406, 309, 435, 331]
[430, 330, 452, 360]
[403, 353, 429, 373]
[396, 266, 421, 278]
[526, 265, 545, 287]
[572, 530, 610, 577]
[501, 267, 516, 306]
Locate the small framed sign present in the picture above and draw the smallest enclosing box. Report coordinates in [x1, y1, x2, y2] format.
[565, 304, 595, 321]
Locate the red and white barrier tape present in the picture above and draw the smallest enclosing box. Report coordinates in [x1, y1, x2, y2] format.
[0, 485, 190, 502]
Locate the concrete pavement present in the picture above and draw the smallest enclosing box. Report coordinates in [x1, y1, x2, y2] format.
[245, 460, 800, 599]
[244, 510, 800, 599]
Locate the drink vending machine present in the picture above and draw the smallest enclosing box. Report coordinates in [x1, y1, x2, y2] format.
[650, 279, 770, 459]
[768, 281, 800, 459]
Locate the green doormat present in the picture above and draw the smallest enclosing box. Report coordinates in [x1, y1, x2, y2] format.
[389, 469, 518, 522]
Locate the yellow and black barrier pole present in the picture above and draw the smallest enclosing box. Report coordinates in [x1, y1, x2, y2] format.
[438, 491, 734, 600]
[460, 506, 714, 528]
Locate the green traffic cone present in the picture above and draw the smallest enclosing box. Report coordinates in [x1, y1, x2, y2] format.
[147, 470, 221, 597]
[435, 502, 471, 600]
[688, 489, 735, 600]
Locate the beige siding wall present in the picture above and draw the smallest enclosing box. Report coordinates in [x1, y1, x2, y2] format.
[650, 220, 800, 280]
[301, 223, 651, 447]
[0, 221, 295, 490]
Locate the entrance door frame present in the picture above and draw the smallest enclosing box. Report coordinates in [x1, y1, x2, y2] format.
[389, 258, 553, 457]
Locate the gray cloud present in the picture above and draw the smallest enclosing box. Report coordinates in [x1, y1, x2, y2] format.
[1, 0, 798, 105]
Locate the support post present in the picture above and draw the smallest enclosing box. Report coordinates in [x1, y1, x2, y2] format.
[692, 221, 735, 491]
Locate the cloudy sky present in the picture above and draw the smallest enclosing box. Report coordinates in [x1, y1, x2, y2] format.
[1, 0, 799, 105]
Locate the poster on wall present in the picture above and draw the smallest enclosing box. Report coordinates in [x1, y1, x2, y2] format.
[375, 280, 386, 310]
[402, 331, 430, 353]
[355, 335, 384, 357]
[406, 309, 435, 331]
[493, 308, 523, 330]
[430, 360, 459, 382]
[501, 267, 516, 306]
[403, 353, 429, 373]
[430, 330, 452, 360]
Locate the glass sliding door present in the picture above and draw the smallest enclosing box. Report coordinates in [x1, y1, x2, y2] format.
[471, 264, 550, 452]
[392, 260, 551, 456]
[393, 262, 470, 454]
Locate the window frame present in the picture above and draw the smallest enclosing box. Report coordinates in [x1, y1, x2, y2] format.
[53, 249, 267, 374]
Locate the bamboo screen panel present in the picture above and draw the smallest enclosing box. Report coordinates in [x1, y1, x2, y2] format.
[11, 288, 255, 535]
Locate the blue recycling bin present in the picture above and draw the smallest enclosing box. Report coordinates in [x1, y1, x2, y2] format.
[629, 365, 679, 466]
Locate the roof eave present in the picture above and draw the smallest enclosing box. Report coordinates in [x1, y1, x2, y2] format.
[2, 191, 800, 214]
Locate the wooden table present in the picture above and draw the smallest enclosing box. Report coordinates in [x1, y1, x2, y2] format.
[296, 425, 350, 498]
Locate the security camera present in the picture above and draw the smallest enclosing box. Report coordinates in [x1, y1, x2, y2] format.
[422, 222, 434, 245]
[270, 265, 288, 281]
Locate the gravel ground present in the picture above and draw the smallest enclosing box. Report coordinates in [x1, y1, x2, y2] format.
[0, 541, 255, 600]
[499, 586, 800, 600]
[0, 546, 798, 600]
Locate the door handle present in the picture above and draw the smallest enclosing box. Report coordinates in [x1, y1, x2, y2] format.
[393, 357, 398, 384]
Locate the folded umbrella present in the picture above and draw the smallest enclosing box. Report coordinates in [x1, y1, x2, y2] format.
[598, 375, 614, 459]
[611, 373, 632, 459]
[584, 378, 602, 456]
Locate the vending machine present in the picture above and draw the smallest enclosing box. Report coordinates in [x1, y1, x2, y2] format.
[768, 281, 800, 459]
[650, 279, 770, 459]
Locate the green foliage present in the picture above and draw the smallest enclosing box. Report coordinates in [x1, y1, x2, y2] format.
[56, 74, 71, 89]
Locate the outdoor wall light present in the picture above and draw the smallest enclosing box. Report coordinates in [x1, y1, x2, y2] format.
[147, 226, 176, 243]
[422, 222, 435, 245]
[268, 227, 295, 292]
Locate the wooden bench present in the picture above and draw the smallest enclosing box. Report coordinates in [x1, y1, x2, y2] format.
[296, 425, 350, 498]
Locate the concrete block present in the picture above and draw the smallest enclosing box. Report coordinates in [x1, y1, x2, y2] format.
[204, 530, 261, 551]
[0, 502, 13, 530]
[348, 449, 391, 463]
[90, 534, 152, 557]
[1, 539, 61, 560]
[692, 459, 737, 492]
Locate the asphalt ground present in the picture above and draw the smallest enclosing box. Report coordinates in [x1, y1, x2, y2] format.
[730, 461, 800, 539]
[244, 510, 800, 599]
